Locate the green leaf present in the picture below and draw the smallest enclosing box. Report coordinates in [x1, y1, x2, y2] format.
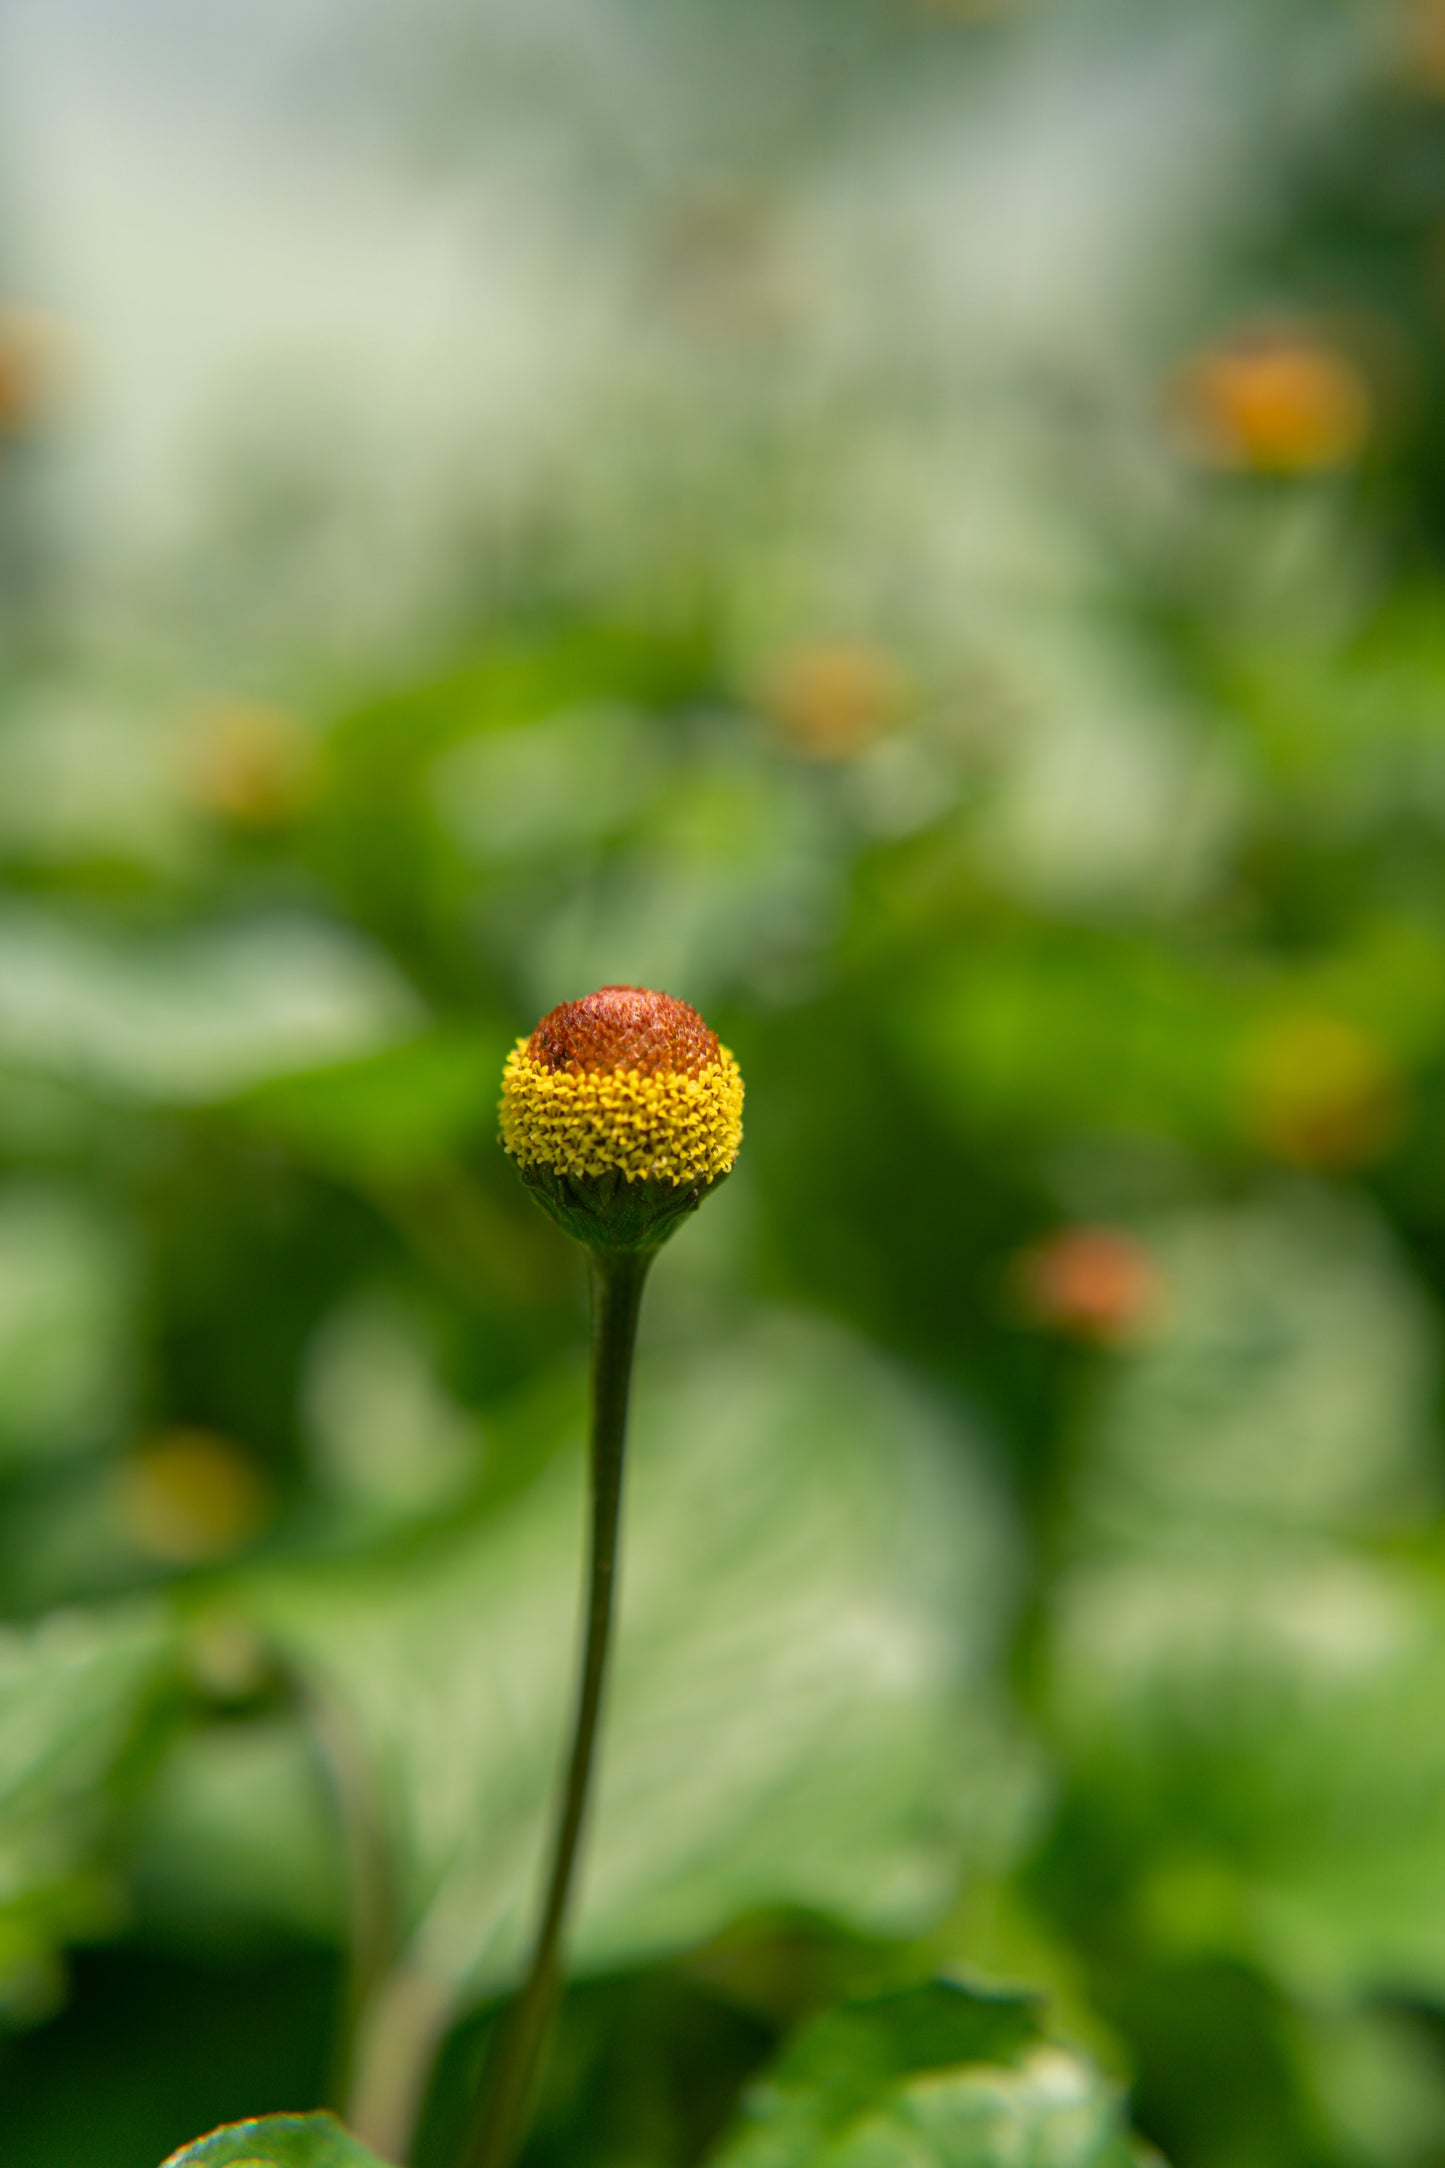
[488, 745, 841, 1007]
[1046, 1548, 1445, 2003]
[893, 931, 1239, 1149]
[160, 2111, 393, 2167]
[707, 1977, 1149, 2168]
[0, 1602, 179, 2019]
[128, 1714, 346, 1949]
[1072, 1190, 1440, 1543]
[1289, 2003, 1445, 2168]
[249, 1311, 1028, 2006]
[227, 1030, 505, 1180]
[429, 700, 663, 864]
[302, 1287, 481, 1524]
[0, 907, 418, 1103]
[0, 1182, 139, 1469]
[1041, 1190, 1445, 2010]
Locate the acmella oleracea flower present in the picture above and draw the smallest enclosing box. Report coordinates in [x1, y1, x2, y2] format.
[476, 988, 743, 2168]
[500, 985, 743, 1252]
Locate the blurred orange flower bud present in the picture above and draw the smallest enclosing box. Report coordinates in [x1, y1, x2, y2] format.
[1017, 1225, 1162, 1346]
[0, 304, 74, 439]
[1173, 325, 1371, 474]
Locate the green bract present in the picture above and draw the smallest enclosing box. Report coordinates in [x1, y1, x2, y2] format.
[515, 1160, 730, 1254]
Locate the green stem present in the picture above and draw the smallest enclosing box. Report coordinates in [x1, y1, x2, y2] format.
[305, 1680, 400, 2122]
[347, 1962, 457, 2166]
[463, 1247, 651, 2168]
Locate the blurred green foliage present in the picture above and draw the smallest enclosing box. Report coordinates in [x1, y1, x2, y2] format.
[6, 0, 1445, 2162]
[708, 1979, 1151, 2168]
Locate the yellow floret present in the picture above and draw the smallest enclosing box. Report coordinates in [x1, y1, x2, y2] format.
[500, 1042, 744, 1186]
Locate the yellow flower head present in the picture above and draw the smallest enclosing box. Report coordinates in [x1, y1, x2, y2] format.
[500, 987, 743, 1252]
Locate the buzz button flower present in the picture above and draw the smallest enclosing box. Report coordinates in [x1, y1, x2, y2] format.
[500, 985, 743, 1252]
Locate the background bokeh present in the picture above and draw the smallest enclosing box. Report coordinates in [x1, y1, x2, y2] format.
[4, 1, 1445, 2163]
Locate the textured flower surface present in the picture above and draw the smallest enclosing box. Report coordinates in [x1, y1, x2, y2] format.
[501, 987, 743, 1189]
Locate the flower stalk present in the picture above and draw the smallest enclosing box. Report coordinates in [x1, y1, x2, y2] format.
[466, 986, 743, 2168]
[465, 1247, 649, 2168]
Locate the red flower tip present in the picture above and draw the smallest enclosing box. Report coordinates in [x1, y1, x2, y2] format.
[527, 987, 723, 1080]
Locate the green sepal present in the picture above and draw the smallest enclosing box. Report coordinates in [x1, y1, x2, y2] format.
[516, 1161, 730, 1254]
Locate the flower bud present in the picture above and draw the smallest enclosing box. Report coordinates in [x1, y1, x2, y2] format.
[500, 986, 743, 1253]
[1017, 1225, 1162, 1346]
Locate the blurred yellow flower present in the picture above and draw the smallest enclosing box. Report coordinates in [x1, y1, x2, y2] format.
[760, 641, 906, 760]
[115, 1429, 272, 1564]
[1398, 0, 1445, 95]
[178, 700, 318, 828]
[1237, 1011, 1404, 1169]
